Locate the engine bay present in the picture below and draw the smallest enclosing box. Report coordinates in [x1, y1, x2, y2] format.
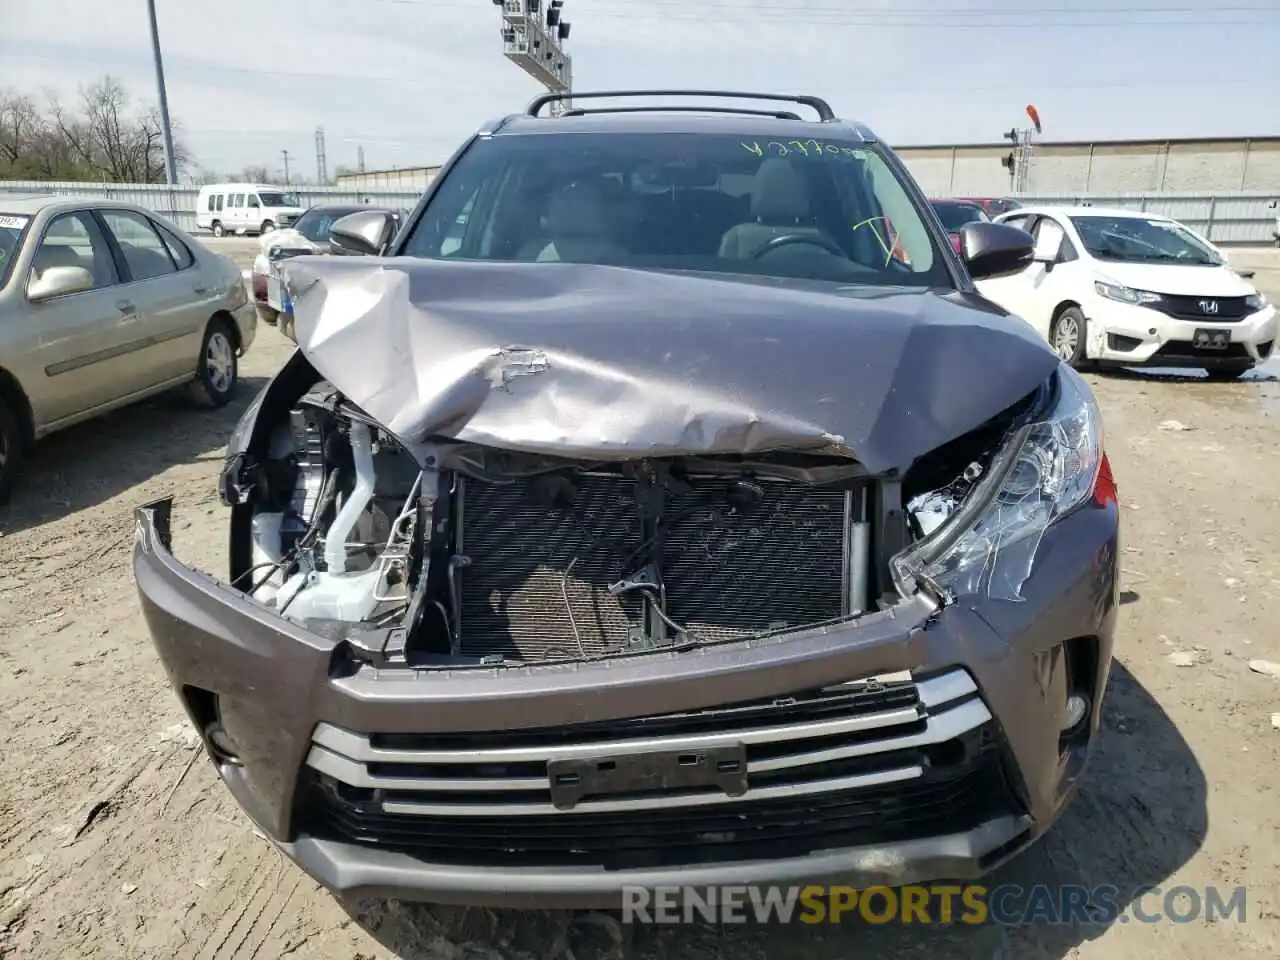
[221, 376, 1027, 667]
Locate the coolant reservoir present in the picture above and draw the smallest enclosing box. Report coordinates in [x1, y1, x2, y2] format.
[250, 512, 285, 603]
[275, 568, 384, 622]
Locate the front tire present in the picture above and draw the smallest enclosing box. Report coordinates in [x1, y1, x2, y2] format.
[260, 220, 275, 235]
[1050, 306, 1089, 368]
[211, 221, 225, 238]
[191, 318, 239, 407]
[0, 398, 27, 505]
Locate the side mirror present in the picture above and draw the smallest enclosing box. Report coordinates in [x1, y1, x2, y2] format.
[329, 210, 397, 256]
[28, 264, 95, 301]
[960, 221, 1034, 281]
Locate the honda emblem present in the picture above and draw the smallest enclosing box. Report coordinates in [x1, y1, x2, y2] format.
[1198, 300, 1219, 314]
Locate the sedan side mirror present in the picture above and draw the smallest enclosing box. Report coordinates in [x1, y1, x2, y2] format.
[960, 221, 1035, 281]
[28, 264, 95, 301]
[329, 210, 398, 256]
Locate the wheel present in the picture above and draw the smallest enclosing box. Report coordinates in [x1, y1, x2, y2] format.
[0, 397, 27, 505]
[1050, 306, 1089, 367]
[211, 221, 225, 238]
[191, 318, 239, 407]
[260, 220, 275, 235]
[1203, 364, 1253, 381]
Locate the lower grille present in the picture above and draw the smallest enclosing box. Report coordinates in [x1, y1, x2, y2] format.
[1150, 341, 1251, 362]
[299, 670, 1015, 869]
[456, 472, 849, 662]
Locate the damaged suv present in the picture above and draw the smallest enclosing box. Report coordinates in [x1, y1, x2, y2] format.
[134, 90, 1120, 908]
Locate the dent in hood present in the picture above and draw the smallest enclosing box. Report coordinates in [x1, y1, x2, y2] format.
[280, 257, 1061, 474]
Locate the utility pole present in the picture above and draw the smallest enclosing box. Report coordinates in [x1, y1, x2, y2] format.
[357, 145, 366, 173]
[145, 0, 178, 184]
[315, 127, 328, 183]
[281, 149, 291, 184]
[496, 0, 573, 113]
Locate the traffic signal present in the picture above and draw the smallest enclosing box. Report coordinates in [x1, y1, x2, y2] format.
[1001, 153, 1015, 171]
[1003, 128, 1018, 144]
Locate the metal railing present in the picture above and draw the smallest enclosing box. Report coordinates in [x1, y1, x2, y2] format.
[2, 179, 1276, 245]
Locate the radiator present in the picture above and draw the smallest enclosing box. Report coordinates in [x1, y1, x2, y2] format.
[456, 472, 848, 662]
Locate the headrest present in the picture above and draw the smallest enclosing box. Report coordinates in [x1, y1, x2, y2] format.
[546, 181, 609, 237]
[751, 158, 810, 222]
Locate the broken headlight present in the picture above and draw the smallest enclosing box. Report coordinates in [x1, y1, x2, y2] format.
[892, 364, 1104, 603]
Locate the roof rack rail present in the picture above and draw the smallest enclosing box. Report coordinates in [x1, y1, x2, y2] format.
[526, 89, 835, 122]
[561, 105, 804, 121]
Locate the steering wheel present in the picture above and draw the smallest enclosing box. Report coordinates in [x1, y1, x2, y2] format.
[751, 233, 848, 260]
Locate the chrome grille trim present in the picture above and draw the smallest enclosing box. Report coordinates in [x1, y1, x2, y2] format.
[304, 668, 988, 818]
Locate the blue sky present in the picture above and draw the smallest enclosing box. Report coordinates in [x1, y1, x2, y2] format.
[1, 0, 1277, 179]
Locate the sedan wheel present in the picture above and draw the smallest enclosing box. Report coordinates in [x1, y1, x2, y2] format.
[0, 398, 26, 505]
[1050, 306, 1089, 367]
[190, 319, 239, 407]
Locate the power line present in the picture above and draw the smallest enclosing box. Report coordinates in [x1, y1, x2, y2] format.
[339, 0, 1277, 14]
[326, 0, 1278, 23]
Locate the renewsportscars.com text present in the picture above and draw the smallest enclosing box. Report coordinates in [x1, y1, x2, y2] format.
[621, 884, 1248, 926]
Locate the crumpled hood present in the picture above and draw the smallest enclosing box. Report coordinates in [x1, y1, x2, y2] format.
[281, 257, 1061, 474]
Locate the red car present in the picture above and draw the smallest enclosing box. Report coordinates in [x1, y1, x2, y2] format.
[929, 199, 990, 254]
[958, 197, 1023, 218]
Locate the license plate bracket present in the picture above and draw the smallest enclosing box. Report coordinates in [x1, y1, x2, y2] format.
[548, 744, 748, 810]
[1192, 327, 1230, 351]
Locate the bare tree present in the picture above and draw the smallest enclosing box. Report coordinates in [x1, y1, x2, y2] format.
[0, 75, 190, 182]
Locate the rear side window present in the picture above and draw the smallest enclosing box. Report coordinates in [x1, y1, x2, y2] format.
[99, 209, 178, 281]
[154, 220, 195, 269]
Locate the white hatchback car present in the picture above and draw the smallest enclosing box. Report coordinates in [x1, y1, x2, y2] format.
[976, 205, 1276, 379]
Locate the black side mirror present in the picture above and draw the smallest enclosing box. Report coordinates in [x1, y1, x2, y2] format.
[959, 221, 1034, 281]
[329, 210, 397, 256]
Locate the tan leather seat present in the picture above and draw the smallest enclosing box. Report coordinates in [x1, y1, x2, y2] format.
[718, 158, 834, 259]
[518, 181, 628, 262]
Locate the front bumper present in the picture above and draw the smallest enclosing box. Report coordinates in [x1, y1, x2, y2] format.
[1085, 297, 1277, 368]
[133, 494, 1118, 908]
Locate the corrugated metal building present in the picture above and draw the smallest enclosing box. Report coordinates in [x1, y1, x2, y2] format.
[333, 166, 441, 192]
[898, 136, 1280, 197]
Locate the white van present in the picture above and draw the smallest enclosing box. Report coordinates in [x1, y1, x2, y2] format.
[195, 183, 305, 237]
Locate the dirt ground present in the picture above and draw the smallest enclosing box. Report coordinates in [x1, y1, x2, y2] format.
[1, 243, 1279, 959]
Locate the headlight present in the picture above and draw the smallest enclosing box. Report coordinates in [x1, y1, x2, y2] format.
[1246, 292, 1267, 310]
[892, 365, 1106, 603]
[1094, 280, 1161, 306]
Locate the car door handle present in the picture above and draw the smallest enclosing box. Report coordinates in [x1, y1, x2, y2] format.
[116, 300, 136, 315]
[193, 285, 209, 294]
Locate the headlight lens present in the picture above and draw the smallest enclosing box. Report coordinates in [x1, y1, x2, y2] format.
[1246, 292, 1266, 310]
[892, 365, 1105, 603]
[1094, 280, 1161, 305]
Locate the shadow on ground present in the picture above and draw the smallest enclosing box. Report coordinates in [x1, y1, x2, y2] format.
[343, 661, 1206, 959]
[0, 378, 269, 535]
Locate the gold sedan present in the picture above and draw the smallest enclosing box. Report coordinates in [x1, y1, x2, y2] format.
[0, 196, 257, 502]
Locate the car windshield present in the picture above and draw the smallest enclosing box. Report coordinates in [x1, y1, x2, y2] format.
[400, 131, 948, 288]
[1070, 214, 1223, 266]
[932, 202, 987, 230]
[293, 207, 363, 243]
[258, 192, 299, 208]
[0, 213, 31, 288]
